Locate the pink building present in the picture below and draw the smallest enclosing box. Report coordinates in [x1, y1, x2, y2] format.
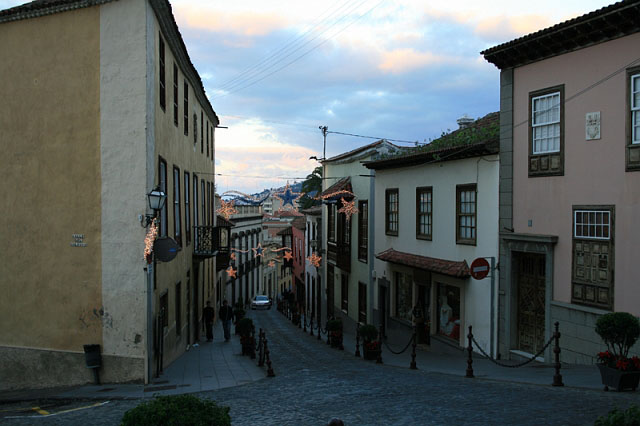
[483, 1, 640, 363]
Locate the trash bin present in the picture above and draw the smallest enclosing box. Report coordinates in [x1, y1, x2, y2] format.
[83, 344, 101, 385]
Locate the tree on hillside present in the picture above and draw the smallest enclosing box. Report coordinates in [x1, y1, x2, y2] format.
[299, 166, 322, 209]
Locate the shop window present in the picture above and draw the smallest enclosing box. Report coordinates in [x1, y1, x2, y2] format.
[437, 283, 460, 341]
[394, 271, 412, 322]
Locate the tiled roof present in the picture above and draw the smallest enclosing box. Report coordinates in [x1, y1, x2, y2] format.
[320, 177, 353, 200]
[375, 248, 470, 278]
[291, 217, 306, 230]
[216, 215, 235, 227]
[322, 140, 388, 163]
[364, 112, 498, 170]
[0, 0, 115, 21]
[482, 1, 640, 69]
[300, 205, 322, 216]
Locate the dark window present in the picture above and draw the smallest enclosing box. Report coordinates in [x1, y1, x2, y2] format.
[173, 63, 178, 126]
[206, 120, 210, 157]
[385, 189, 399, 236]
[184, 171, 191, 245]
[206, 182, 211, 226]
[205, 120, 208, 155]
[358, 200, 368, 262]
[201, 180, 206, 227]
[159, 158, 168, 237]
[175, 282, 181, 336]
[341, 274, 348, 312]
[456, 184, 476, 245]
[328, 204, 336, 242]
[183, 81, 189, 136]
[358, 282, 366, 324]
[193, 175, 199, 228]
[395, 271, 411, 322]
[159, 292, 168, 327]
[416, 187, 432, 240]
[528, 85, 564, 176]
[200, 111, 203, 150]
[626, 67, 640, 171]
[159, 35, 165, 110]
[571, 206, 614, 310]
[173, 167, 182, 246]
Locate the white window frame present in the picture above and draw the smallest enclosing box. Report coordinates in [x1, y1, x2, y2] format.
[531, 92, 561, 154]
[632, 74, 640, 144]
[574, 210, 610, 240]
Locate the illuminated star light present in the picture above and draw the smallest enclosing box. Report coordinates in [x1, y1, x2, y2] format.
[252, 243, 264, 257]
[274, 183, 302, 209]
[283, 251, 293, 261]
[216, 199, 237, 220]
[226, 266, 237, 279]
[267, 260, 276, 268]
[307, 252, 322, 268]
[230, 252, 236, 261]
[338, 197, 359, 222]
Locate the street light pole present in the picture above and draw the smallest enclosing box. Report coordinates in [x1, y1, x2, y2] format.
[319, 126, 328, 160]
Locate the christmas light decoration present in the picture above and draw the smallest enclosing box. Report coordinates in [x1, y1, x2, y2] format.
[318, 189, 355, 200]
[144, 218, 158, 264]
[283, 251, 293, 261]
[267, 260, 276, 268]
[307, 252, 322, 268]
[338, 197, 359, 222]
[270, 247, 292, 252]
[252, 243, 264, 257]
[216, 199, 237, 220]
[274, 183, 302, 209]
[230, 252, 236, 261]
[226, 266, 237, 279]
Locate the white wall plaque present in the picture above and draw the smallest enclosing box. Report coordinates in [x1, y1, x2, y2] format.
[586, 112, 601, 140]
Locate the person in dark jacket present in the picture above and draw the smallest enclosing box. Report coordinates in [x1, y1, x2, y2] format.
[203, 301, 215, 342]
[219, 299, 235, 342]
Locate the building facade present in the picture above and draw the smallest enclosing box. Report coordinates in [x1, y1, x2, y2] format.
[227, 205, 263, 308]
[482, 1, 640, 363]
[0, 0, 222, 389]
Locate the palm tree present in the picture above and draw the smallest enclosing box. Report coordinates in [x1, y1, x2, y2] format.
[299, 166, 322, 209]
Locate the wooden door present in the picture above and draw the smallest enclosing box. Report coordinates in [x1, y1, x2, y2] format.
[516, 253, 546, 354]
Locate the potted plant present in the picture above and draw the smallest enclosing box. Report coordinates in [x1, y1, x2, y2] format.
[236, 317, 255, 356]
[327, 318, 343, 349]
[359, 324, 380, 360]
[595, 312, 640, 391]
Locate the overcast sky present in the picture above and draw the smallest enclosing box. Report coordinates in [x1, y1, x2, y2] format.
[1, 0, 614, 194]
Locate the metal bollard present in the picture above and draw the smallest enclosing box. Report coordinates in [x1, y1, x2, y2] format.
[258, 329, 265, 367]
[552, 321, 564, 387]
[250, 326, 256, 359]
[264, 336, 275, 377]
[376, 324, 383, 364]
[466, 325, 474, 378]
[355, 324, 361, 358]
[410, 325, 417, 370]
[303, 311, 307, 332]
[310, 316, 314, 336]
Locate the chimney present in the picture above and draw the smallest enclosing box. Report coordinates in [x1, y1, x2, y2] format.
[457, 114, 474, 129]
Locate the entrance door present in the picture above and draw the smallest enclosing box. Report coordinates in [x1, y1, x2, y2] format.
[516, 253, 546, 354]
[327, 265, 334, 318]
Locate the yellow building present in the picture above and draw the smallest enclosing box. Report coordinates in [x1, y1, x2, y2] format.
[0, 0, 224, 390]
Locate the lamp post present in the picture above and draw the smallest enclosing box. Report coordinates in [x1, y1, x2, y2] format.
[145, 186, 166, 383]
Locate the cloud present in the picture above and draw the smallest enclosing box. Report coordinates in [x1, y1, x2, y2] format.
[377, 48, 453, 74]
[473, 15, 554, 41]
[174, 6, 287, 37]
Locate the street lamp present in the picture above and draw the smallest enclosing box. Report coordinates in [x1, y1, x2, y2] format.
[141, 186, 167, 227]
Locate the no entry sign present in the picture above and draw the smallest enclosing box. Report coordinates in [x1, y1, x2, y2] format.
[470, 257, 490, 280]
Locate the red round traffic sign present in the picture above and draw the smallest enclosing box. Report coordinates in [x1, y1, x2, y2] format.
[470, 257, 490, 280]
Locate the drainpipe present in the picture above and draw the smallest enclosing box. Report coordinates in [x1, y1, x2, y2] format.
[490, 256, 496, 359]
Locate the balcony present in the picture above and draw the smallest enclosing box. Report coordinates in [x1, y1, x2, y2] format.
[327, 241, 350, 272]
[193, 225, 231, 270]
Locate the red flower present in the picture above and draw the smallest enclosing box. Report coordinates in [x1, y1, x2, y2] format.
[616, 358, 630, 371]
[364, 341, 380, 351]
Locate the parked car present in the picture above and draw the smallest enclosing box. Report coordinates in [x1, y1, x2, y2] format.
[251, 295, 271, 310]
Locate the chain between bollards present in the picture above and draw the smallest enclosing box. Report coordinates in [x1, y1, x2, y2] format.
[552, 321, 564, 387]
[410, 325, 417, 370]
[376, 324, 383, 364]
[466, 325, 474, 378]
[355, 324, 361, 358]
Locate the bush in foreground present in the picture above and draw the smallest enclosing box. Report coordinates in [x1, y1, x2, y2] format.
[121, 394, 231, 426]
[595, 404, 640, 426]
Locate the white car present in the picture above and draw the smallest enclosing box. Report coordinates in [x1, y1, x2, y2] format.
[251, 295, 272, 310]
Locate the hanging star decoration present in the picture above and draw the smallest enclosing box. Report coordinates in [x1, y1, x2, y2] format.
[226, 266, 237, 279]
[274, 183, 302, 209]
[267, 260, 276, 268]
[338, 197, 359, 222]
[251, 243, 264, 257]
[283, 251, 293, 261]
[216, 199, 237, 220]
[230, 252, 236, 261]
[307, 252, 322, 268]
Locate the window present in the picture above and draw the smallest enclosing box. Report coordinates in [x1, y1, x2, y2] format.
[416, 187, 432, 240]
[385, 189, 399, 236]
[206, 119, 210, 157]
[206, 182, 210, 226]
[183, 81, 189, 136]
[357, 200, 368, 262]
[159, 35, 165, 110]
[341, 274, 348, 312]
[327, 204, 336, 242]
[184, 171, 190, 245]
[456, 184, 476, 245]
[193, 174, 199, 235]
[572, 206, 614, 309]
[159, 292, 168, 327]
[175, 282, 181, 336]
[627, 69, 640, 170]
[201, 180, 206, 227]
[200, 111, 203, 150]
[528, 85, 564, 176]
[159, 158, 168, 237]
[394, 271, 411, 322]
[358, 282, 366, 324]
[173, 167, 182, 246]
[173, 63, 179, 126]
[205, 120, 208, 155]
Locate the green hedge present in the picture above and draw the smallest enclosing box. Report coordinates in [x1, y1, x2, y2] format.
[595, 404, 640, 426]
[121, 395, 231, 426]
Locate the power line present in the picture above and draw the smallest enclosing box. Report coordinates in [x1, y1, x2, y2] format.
[327, 130, 418, 144]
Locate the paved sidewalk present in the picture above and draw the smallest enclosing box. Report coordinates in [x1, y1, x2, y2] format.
[0, 320, 266, 402]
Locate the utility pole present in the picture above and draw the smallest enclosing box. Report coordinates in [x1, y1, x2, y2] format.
[319, 125, 328, 160]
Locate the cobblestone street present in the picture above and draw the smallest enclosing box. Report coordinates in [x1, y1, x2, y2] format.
[3, 309, 638, 425]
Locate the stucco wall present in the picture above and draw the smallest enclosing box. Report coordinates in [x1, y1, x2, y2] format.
[512, 32, 640, 313]
[0, 6, 103, 389]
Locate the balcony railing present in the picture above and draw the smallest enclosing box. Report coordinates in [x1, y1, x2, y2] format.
[327, 241, 350, 272]
[193, 226, 230, 270]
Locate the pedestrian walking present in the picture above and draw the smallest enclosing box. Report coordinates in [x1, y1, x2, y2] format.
[219, 299, 235, 342]
[203, 301, 215, 342]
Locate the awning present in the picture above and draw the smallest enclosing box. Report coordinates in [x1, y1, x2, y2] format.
[320, 177, 353, 201]
[375, 248, 470, 278]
